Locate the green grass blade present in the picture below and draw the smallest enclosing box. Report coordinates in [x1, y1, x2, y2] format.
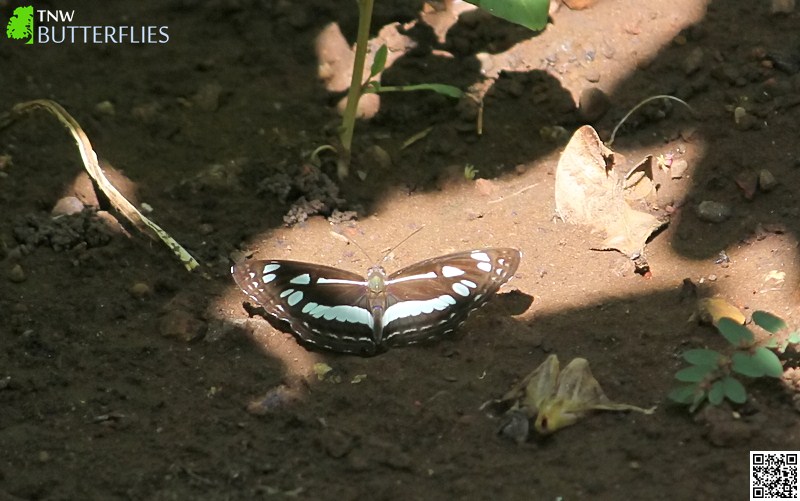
[374, 83, 463, 98]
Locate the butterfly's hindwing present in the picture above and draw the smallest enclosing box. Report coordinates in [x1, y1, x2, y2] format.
[231, 260, 378, 354]
[381, 248, 521, 347]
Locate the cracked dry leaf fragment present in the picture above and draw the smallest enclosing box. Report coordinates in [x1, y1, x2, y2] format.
[495, 354, 655, 435]
[554, 126, 666, 257]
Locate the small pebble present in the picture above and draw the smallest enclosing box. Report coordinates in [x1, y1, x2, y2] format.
[771, 0, 795, 14]
[129, 282, 151, 299]
[51, 196, 85, 216]
[683, 47, 704, 75]
[758, 169, 778, 192]
[584, 69, 601, 83]
[7, 264, 26, 283]
[193, 83, 223, 112]
[499, 410, 529, 444]
[696, 201, 732, 223]
[578, 87, 610, 123]
[94, 100, 115, 116]
[670, 159, 689, 179]
[159, 309, 206, 342]
[475, 178, 497, 197]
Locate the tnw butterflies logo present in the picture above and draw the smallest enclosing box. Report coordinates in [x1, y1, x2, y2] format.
[3, 5, 169, 45]
[6, 5, 34, 45]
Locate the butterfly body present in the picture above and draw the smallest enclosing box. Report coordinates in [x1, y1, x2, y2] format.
[232, 248, 521, 356]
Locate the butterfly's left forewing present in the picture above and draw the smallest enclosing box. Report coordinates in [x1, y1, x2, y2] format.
[231, 260, 378, 354]
[381, 248, 521, 347]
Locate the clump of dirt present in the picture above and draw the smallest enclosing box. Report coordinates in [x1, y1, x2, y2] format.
[11, 209, 116, 254]
[256, 162, 358, 225]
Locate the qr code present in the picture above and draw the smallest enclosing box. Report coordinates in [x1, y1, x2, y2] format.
[751, 452, 799, 500]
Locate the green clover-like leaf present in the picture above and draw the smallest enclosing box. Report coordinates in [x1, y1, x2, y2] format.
[675, 364, 716, 382]
[752, 347, 784, 378]
[717, 317, 754, 346]
[752, 311, 787, 334]
[731, 349, 783, 378]
[722, 376, 747, 403]
[731, 352, 763, 377]
[668, 384, 700, 404]
[682, 349, 723, 367]
[708, 380, 725, 405]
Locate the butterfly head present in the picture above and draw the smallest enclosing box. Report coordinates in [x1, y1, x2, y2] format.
[366, 265, 388, 294]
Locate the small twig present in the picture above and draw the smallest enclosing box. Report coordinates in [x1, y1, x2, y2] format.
[606, 95, 695, 147]
[487, 183, 540, 204]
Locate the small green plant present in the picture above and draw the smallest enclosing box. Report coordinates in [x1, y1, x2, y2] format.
[464, 164, 479, 181]
[669, 311, 800, 412]
[335, 0, 549, 178]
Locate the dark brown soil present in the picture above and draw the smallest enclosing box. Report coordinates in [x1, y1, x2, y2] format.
[2, 1, 800, 499]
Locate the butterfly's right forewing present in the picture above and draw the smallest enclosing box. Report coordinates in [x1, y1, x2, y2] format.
[231, 260, 378, 354]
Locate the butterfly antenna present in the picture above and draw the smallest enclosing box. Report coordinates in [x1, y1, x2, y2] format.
[332, 230, 374, 263]
[380, 226, 425, 264]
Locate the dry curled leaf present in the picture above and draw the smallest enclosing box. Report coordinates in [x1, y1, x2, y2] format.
[554, 126, 666, 257]
[484, 354, 654, 436]
[693, 297, 746, 326]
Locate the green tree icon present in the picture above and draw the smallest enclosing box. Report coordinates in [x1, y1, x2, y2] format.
[6, 6, 34, 44]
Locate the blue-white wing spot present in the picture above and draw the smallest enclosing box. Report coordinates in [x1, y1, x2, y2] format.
[306, 304, 373, 327]
[476, 261, 493, 272]
[287, 290, 303, 306]
[461, 279, 477, 289]
[383, 295, 456, 326]
[262, 263, 281, 273]
[262, 273, 277, 283]
[441, 266, 465, 278]
[280, 288, 294, 298]
[452, 282, 470, 297]
[471, 252, 491, 262]
[290, 273, 311, 285]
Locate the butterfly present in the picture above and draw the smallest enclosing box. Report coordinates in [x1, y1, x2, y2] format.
[231, 248, 521, 356]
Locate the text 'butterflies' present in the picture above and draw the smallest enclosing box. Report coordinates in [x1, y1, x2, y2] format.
[231, 248, 521, 356]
